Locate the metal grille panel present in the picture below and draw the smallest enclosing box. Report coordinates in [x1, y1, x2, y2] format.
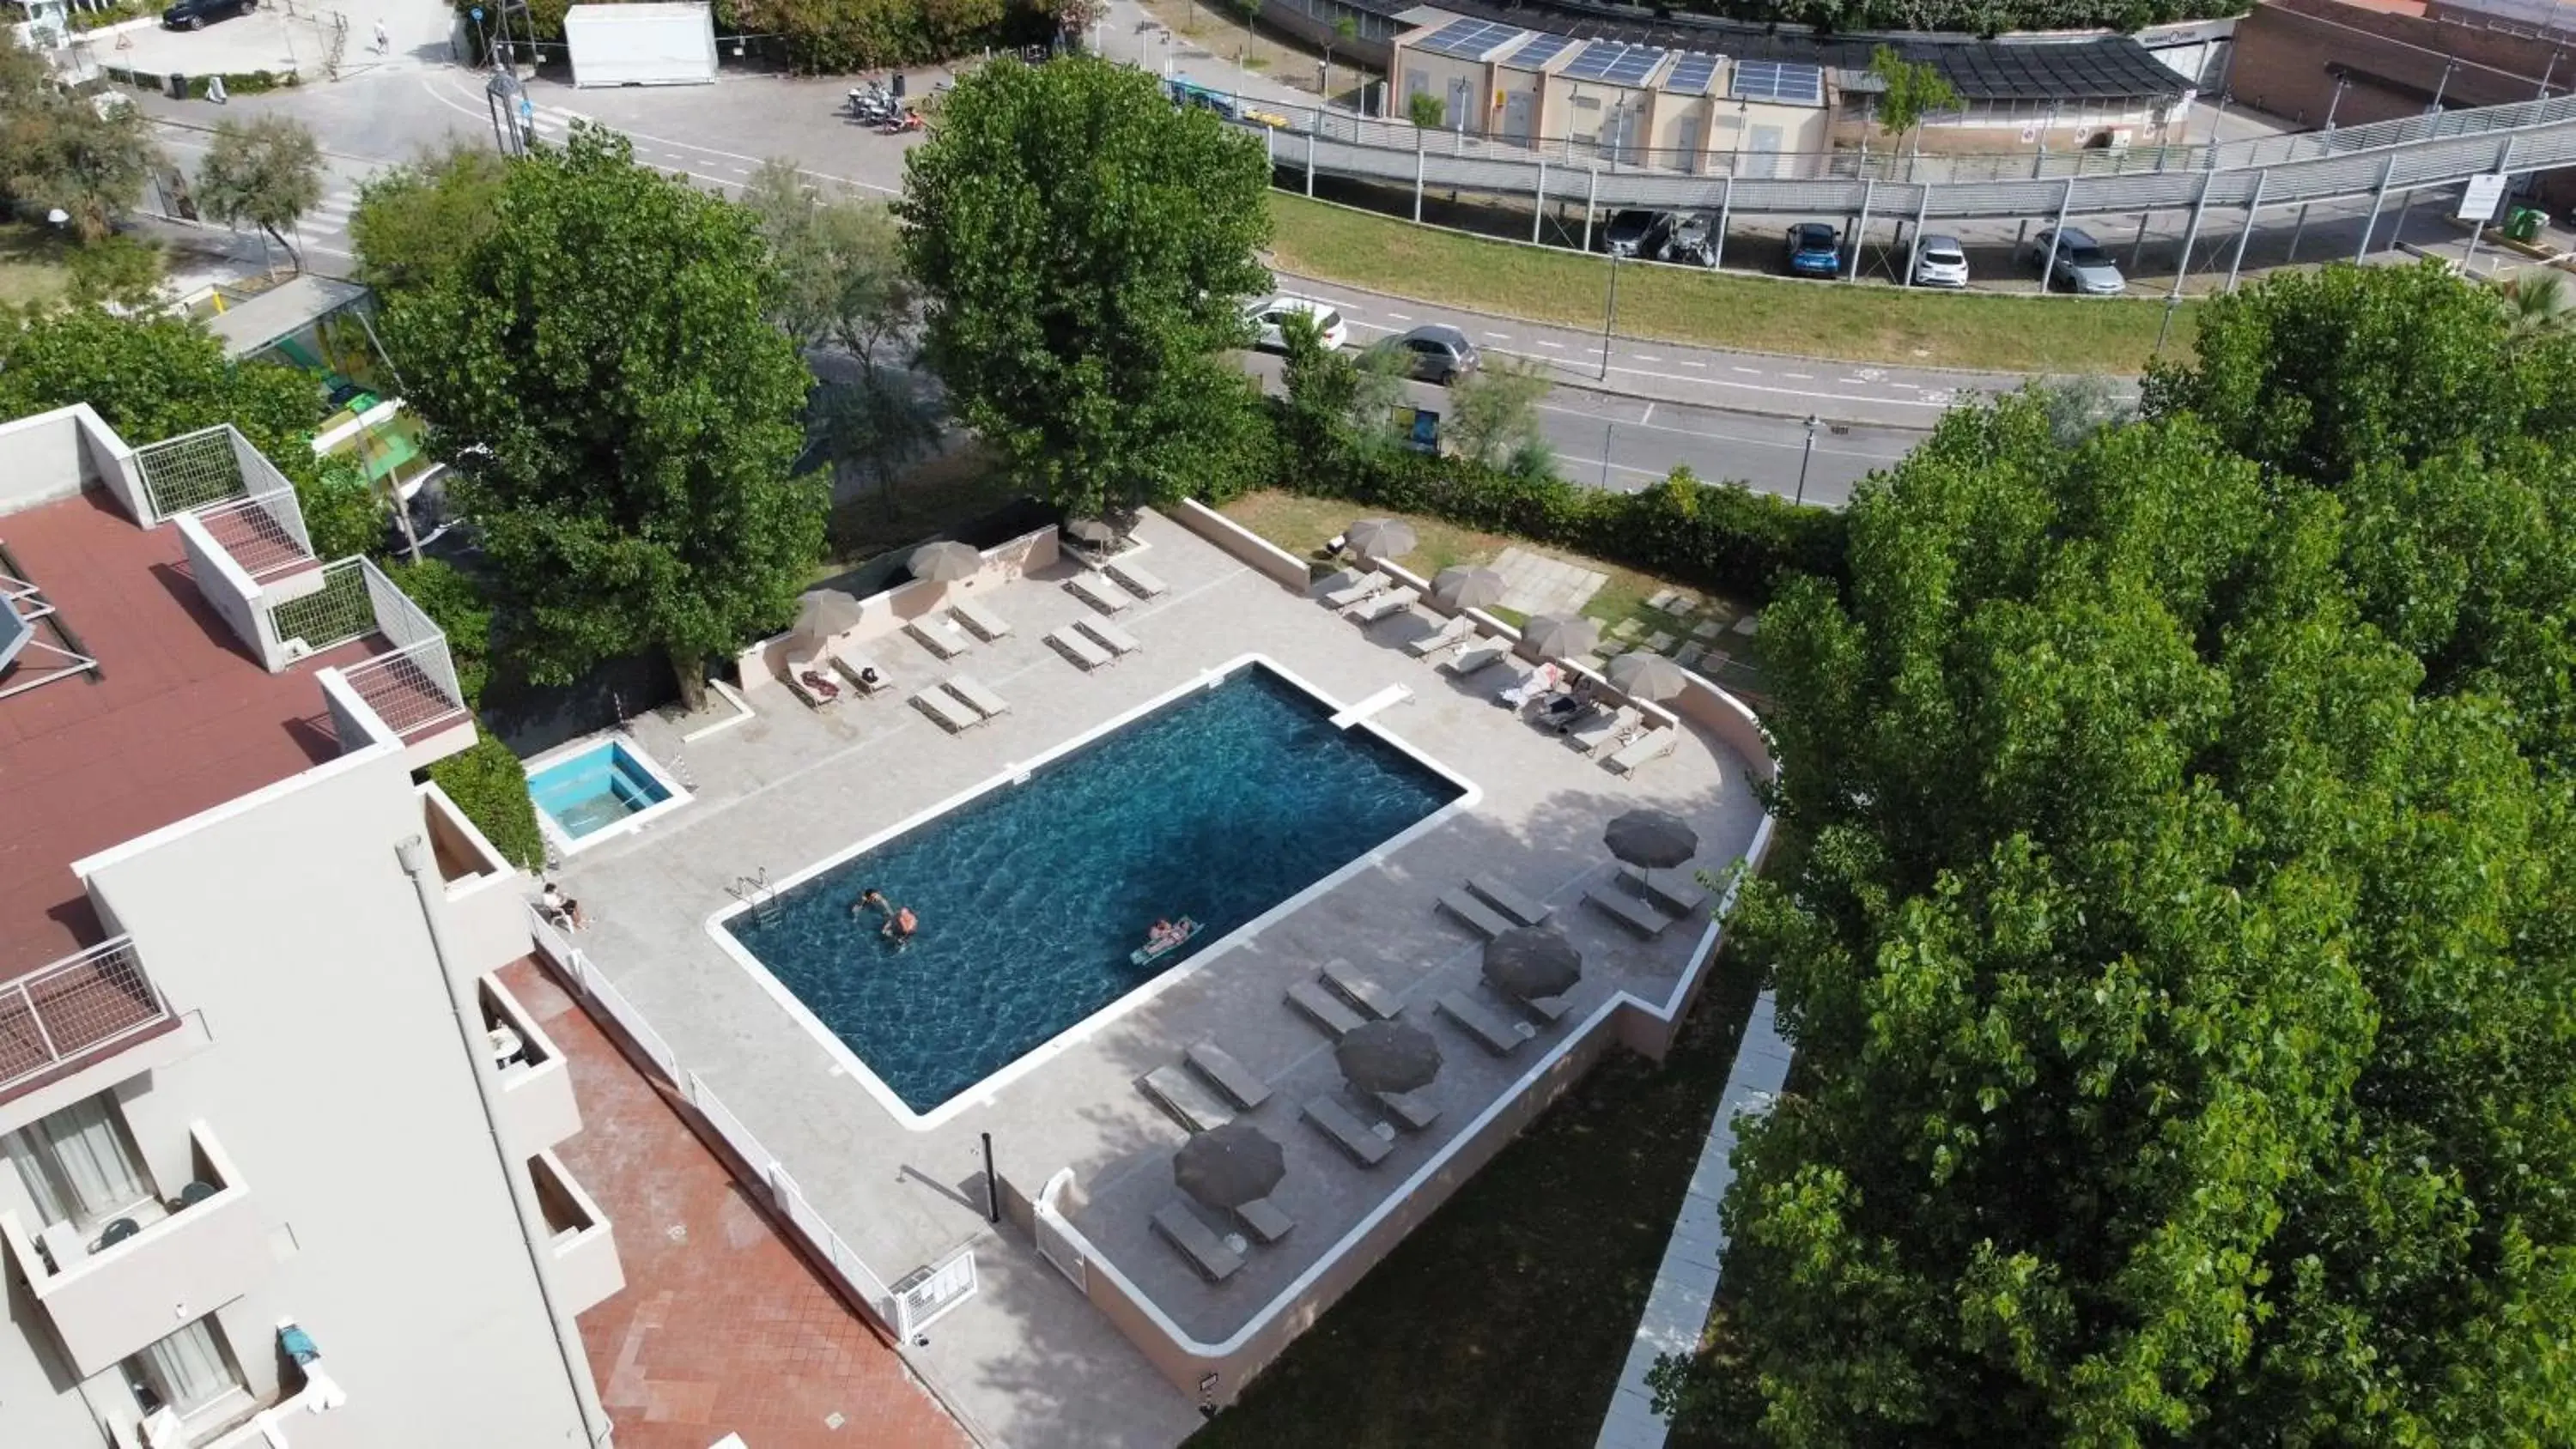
[135, 427, 249, 522]
[269, 559, 374, 653]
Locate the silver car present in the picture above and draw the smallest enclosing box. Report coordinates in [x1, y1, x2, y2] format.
[2028, 227, 2125, 295]
[1912, 234, 1969, 288]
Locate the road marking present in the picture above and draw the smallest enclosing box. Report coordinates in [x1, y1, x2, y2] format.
[1888, 381, 1919, 389]
[420, 74, 896, 196]
[1558, 453, 1668, 480]
[1732, 367, 1759, 375]
[1481, 331, 1512, 341]
[1680, 360, 1709, 369]
[1639, 403, 1655, 424]
[1386, 312, 1412, 321]
[1633, 354, 1662, 362]
[1535, 340, 1565, 349]
[1782, 373, 1814, 380]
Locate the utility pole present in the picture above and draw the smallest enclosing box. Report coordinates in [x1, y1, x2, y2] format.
[1599, 246, 1620, 380]
[1795, 415, 1820, 506]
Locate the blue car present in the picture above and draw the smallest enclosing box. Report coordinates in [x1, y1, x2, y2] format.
[1784, 222, 1842, 279]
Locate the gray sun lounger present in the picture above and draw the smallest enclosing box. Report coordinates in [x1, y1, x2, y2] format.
[907, 615, 973, 659]
[1376, 1088, 1441, 1132]
[1567, 706, 1638, 755]
[1442, 639, 1510, 676]
[1586, 885, 1676, 938]
[1347, 587, 1421, 623]
[1607, 728, 1677, 775]
[1468, 875, 1553, 929]
[1047, 625, 1114, 670]
[1287, 979, 1366, 1040]
[1437, 888, 1514, 942]
[1140, 1064, 1236, 1132]
[1321, 959, 1401, 1020]
[1185, 1041, 1271, 1112]
[1106, 558, 1169, 598]
[951, 597, 1012, 641]
[1302, 1095, 1393, 1167]
[1437, 991, 1534, 1057]
[1066, 571, 1131, 613]
[1406, 615, 1476, 658]
[1235, 1196, 1293, 1244]
[1076, 615, 1141, 656]
[1152, 1201, 1242, 1282]
[1322, 571, 1387, 609]
[945, 674, 1010, 719]
[1622, 864, 1710, 919]
[1520, 993, 1574, 1025]
[829, 642, 891, 694]
[910, 686, 979, 734]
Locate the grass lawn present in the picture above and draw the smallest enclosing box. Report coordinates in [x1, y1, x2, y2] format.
[1266, 194, 2195, 374]
[0, 222, 73, 308]
[1188, 949, 1765, 1448]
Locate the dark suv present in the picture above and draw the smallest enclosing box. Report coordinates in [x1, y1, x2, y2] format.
[163, 0, 257, 27]
[1603, 209, 1674, 258]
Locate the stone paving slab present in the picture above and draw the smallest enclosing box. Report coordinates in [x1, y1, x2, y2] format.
[1490, 545, 1607, 616]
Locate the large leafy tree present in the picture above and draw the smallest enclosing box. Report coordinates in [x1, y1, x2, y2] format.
[739, 157, 919, 379]
[194, 115, 325, 272]
[1680, 264, 2576, 1447]
[349, 140, 510, 296]
[0, 61, 161, 242]
[380, 124, 823, 707]
[898, 55, 1273, 520]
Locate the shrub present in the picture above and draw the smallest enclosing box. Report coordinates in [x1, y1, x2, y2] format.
[428, 732, 544, 870]
[387, 557, 494, 706]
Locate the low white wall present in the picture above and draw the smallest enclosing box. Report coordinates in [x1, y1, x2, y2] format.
[175, 510, 279, 670]
[736, 524, 1062, 697]
[421, 782, 534, 980]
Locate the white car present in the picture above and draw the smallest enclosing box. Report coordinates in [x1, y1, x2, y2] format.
[1912, 234, 1969, 288]
[1246, 296, 1349, 353]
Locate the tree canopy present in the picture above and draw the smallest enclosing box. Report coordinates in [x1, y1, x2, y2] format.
[194, 115, 325, 272]
[376, 124, 823, 706]
[898, 56, 1273, 521]
[1674, 262, 2576, 1447]
[0, 46, 161, 242]
[349, 140, 510, 296]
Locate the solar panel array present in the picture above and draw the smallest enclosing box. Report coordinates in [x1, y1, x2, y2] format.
[1564, 40, 1667, 86]
[1504, 32, 1578, 69]
[1731, 59, 1825, 105]
[1664, 52, 1722, 97]
[1417, 17, 1525, 59]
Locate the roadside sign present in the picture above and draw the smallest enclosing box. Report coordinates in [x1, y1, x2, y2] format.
[2460, 172, 2510, 221]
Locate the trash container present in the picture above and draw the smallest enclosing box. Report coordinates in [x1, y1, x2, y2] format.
[167, 71, 186, 100]
[2506, 206, 2546, 243]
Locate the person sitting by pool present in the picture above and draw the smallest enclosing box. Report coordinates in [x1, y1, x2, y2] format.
[884, 906, 918, 943]
[800, 667, 842, 700]
[850, 888, 890, 919]
[540, 881, 587, 931]
[1498, 662, 1563, 711]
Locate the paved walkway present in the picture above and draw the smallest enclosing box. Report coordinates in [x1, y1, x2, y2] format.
[1595, 991, 1793, 1449]
[498, 958, 969, 1449]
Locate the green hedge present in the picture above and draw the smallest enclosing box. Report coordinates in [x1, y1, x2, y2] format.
[101, 64, 297, 97]
[428, 733, 544, 871]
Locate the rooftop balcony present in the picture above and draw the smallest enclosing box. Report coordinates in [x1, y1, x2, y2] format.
[0, 938, 178, 1106]
[482, 973, 580, 1155]
[530, 1149, 623, 1316]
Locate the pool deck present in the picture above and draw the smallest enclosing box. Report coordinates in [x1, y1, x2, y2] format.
[554, 509, 1766, 1448]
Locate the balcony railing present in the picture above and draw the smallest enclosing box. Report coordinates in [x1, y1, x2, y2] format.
[0, 938, 174, 1097]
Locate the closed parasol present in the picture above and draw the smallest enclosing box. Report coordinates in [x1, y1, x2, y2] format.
[1173, 1122, 1287, 1210]
[1335, 1020, 1443, 1095]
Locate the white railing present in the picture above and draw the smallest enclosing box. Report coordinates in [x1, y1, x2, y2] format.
[186, 487, 313, 581]
[338, 640, 469, 738]
[0, 938, 173, 1095]
[132, 425, 303, 527]
[523, 908, 925, 1331]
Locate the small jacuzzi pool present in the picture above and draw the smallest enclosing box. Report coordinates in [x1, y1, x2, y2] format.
[526, 736, 690, 853]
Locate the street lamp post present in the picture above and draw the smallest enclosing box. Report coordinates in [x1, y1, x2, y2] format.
[1795, 415, 1820, 506]
[1599, 246, 1621, 380]
[2430, 58, 2458, 113]
[2324, 75, 2350, 131]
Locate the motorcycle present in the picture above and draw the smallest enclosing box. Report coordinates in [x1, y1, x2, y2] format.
[881, 108, 924, 135]
[846, 82, 895, 124]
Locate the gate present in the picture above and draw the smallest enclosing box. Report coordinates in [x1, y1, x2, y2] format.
[893, 1247, 980, 1339]
[1033, 1167, 1087, 1290]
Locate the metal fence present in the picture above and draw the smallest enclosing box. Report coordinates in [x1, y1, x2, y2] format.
[339, 641, 471, 737]
[187, 488, 313, 580]
[0, 937, 173, 1094]
[134, 426, 250, 523]
[270, 558, 376, 653]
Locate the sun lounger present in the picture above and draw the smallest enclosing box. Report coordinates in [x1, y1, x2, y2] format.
[1347, 587, 1420, 624]
[784, 658, 842, 708]
[907, 615, 973, 659]
[1152, 1202, 1243, 1282]
[1442, 640, 1510, 676]
[1437, 991, 1534, 1057]
[1607, 728, 1676, 775]
[1406, 615, 1476, 658]
[1321, 959, 1400, 1020]
[1066, 572, 1131, 613]
[1586, 885, 1676, 938]
[1437, 888, 1514, 942]
[951, 597, 1012, 641]
[1235, 1197, 1293, 1244]
[1376, 1088, 1441, 1132]
[1468, 875, 1553, 929]
[1106, 558, 1170, 598]
[829, 642, 892, 694]
[1287, 979, 1366, 1040]
[910, 686, 978, 734]
[1140, 1064, 1236, 1132]
[1077, 615, 1141, 656]
[1302, 1095, 1393, 1167]
[1567, 706, 1639, 755]
[1185, 1041, 1271, 1112]
[1321, 571, 1387, 609]
[1047, 625, 1114, 670]
[945, 674, 1010, 719]
[1622, 864, 1709, 918]
[1521, 993, 1573, 1024]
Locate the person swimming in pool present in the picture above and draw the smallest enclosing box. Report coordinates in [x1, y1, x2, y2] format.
[884, 905, 918, 943]
[850, 888, 890, 919]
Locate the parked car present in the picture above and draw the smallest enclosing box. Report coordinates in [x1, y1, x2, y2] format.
[162, 0, 255, 28]
[2027, 226, 2126, 294]
[1604, 209, 1675, 258]
[1784, 222, 1842, 278]
[1661, 212, 1722, 269]
[1245, 295, 1349, 353]
[1912, 234, 1970, 288]
[1371, 324, 1481, 385]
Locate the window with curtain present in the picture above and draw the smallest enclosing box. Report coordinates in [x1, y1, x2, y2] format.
[2, 1092, 150, 1228]
[126, 1316, 242, 1418]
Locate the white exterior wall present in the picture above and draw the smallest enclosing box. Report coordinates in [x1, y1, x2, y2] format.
[0, 740, 601, 1447]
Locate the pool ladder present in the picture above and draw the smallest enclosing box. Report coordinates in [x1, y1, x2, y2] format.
[730, 868, 781, 925]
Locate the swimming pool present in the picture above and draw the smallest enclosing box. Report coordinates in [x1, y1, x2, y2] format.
[714, 663, 1467, 1119]
[526, 737, 690, 853]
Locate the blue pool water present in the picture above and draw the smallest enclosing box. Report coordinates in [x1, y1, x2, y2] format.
[529, 742, 673, 840]
[724, 665, 1463, 1113]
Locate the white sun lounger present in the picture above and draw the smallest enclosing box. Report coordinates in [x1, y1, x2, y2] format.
[784, 657, 842, 708]
[1567, 706, 1639, 755]
[1235, 1197, 1294, 1244]
[1586, 885, 1676, 938]
[1437, 991, 1534, 1057]
[907, 615, 973, 659]
[910, 686, 978, 734]
[1185, 1041, 1271, 1112]
[1302, 1095, 1393, 1167]
[1106, 558, 1169, 598]
[1376, 1088, 1441, 1132]
[1437, 888, 1514, 942]
[1621, 864, 1709, 918]
[1468, 875, 1553, 929]
[829, 642, 891, 695]
[1287, 979, 1366, 1039]
[1076, 615, 1140, 656]
[1152, 1202, 1242, 1282]
[1322, 572, 1387, 609]
[1442, 640, 1510, 676]
[945, 674, 1010, 719]
[1347, 587, 1420, 624]
[1140, 1064, 1235, 1132]
[951, 597, 1012, 641]
[1321, 959, 1401, 1020]
[1406, 615, 1476, 658]
[1047, 625, 1114, 670]
[1067, 572, 1131, 614]
[1607, 728, 1676, 775]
